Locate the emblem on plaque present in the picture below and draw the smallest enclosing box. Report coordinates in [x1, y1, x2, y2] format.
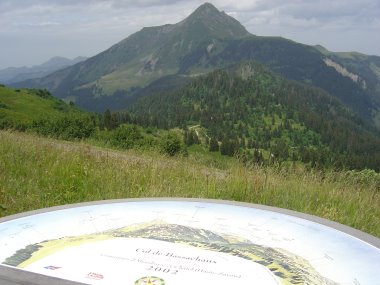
[134, 276, 165, 285]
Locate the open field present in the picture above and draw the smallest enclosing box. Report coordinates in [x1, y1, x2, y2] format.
[0, 130, 379, 237]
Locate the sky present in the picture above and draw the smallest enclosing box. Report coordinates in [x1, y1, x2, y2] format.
[0, 0, 379, 69]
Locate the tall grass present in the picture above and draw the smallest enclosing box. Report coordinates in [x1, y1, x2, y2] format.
[0, 130, 379, 237]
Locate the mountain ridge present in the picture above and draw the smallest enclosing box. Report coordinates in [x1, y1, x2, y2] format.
[12, 2, 380, 129]
[0, 56, 87, 84]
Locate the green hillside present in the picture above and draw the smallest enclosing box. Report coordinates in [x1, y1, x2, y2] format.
[130, 62, 380, 171]
[0, 85, 78, 129]
[0, 85, 99, 141]
[195, 37, 380, 124]
[314, 47, 380, 127]
[3, 60, 380, 172]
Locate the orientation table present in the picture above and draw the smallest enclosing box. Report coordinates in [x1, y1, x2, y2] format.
[0, 198, 379, 285]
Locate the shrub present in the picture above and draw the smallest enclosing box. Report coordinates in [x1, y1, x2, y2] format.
[0, 118, 12, 129]
[110, 124, 142, 149]
[32, 114, 95, 140]
[344, 169, 380, 190]
[160, 132, 186, 156]
[209, 137, 219, 152]
[28, 89, 53, 99]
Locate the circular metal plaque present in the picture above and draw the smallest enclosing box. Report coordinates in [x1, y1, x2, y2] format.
[0, 198, 379, 285]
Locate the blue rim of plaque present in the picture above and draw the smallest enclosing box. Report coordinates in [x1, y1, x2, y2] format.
[0, 198, 379, 285]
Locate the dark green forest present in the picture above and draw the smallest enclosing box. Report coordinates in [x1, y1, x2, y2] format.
[128, 62, 380, 171]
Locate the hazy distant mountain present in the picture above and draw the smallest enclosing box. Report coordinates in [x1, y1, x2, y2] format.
[0, 56, 87, 84]
[13, 2, 380, 128]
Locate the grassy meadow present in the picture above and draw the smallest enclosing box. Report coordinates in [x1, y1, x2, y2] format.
[0, 86, 78, 128]
[0, 130, 379, 237]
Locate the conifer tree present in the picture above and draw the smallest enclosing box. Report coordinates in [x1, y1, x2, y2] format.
[209, 137, 219, 152]
[103, 108, 112, 130]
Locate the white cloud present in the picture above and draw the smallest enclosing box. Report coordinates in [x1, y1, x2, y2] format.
[16, 21, 60, 27]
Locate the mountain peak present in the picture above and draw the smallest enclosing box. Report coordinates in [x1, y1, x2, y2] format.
[180, 2, 249, 39]
[191, 2, 220, 16]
